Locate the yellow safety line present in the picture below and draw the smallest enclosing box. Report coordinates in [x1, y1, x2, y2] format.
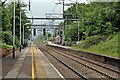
[34, 46, 46, 78]
[32, 45, 35, 80]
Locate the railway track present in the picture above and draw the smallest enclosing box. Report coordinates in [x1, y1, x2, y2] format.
[47, 46, 120, 78]
[39, 46, 85, 79]
[37, 44, 119, 79]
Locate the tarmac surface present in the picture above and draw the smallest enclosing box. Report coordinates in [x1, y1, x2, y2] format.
[1, 44, 63, 80]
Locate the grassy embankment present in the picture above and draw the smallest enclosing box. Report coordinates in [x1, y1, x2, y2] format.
[73, 33, 120, 58]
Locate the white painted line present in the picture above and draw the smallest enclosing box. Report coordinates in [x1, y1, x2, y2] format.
[37, 47, 65, 79]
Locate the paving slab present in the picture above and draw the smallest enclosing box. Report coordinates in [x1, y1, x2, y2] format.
[17, 46, 32, 78]
[2, 44, 64, 79]
[2, 48, 27, 78]
[36, 47, 64, 78]
[4, 48, 28, 78]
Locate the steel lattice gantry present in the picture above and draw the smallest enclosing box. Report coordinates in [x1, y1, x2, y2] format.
[27, 17, 82, 21]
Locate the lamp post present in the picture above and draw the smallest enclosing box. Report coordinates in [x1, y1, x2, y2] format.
[76, 0, 80, 43]
[23, 23, 31, 47]
[19, 0, 22, 52]
[12, 0, 16, 58]
[46, 15, 49, 44]
[20, 11, 21, 52]
[23, 25, 24, 48]
[62, 0, 65, 45]
[20, 10, 29, 49]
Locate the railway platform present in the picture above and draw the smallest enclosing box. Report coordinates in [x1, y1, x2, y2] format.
[47, 43, 72, 49]
[2, 44, 63, 79]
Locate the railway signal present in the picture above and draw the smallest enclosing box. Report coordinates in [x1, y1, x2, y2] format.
[43, 28, 46, 35]
[33, 28, 36, 36]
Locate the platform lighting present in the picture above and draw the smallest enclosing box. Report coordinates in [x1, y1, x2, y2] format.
[18, 0, 21, 52]
[23, 23, 30, 47]
[12, 0, 16, 58]
[20, 11, 21, 52]
[23, 25, 24, 47]
[20, 10, 29, 50]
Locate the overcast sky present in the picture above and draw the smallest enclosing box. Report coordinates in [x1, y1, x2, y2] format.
[23, 0, 88, 16]
[22, 0, 88, 24]
[6, 0, 88, 19]
[21, 0, 88, 38]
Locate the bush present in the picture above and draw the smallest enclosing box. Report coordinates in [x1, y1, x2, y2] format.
[2, 31, 12, 45]
[79, 35, 106, 49]
[1, 43, 12, 48]
[2, 31, 20, 48]
[64, 41, 76, 46]
[36, 35, 46, 43]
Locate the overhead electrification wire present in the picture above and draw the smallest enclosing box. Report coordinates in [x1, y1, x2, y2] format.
[52, 4, 57, 13]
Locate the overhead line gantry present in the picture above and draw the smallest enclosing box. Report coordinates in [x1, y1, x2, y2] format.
[27, 17, 82, 21]
[32, 24, 59, 26]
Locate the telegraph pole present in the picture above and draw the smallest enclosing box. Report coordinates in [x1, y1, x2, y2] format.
[13, 0, 16, 58]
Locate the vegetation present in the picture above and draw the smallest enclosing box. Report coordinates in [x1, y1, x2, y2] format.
[35, 35, 46, 44]
[73, 33, 119, 57]
[58, 2, 120, 57]
[76, 35, 106, 49]
[35, 32, 53, 44]
[63, 2, 119, 42]
[0, 43, 12, 48]
[87, 33, 119, 57]
[1, 1, 31, 48]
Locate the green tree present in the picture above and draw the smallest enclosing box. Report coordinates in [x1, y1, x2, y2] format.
[2, 31, 12, 45]
[2, 4, 11, 31]
[58, 2, 120, 46]
[1, 1, 31, 47]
